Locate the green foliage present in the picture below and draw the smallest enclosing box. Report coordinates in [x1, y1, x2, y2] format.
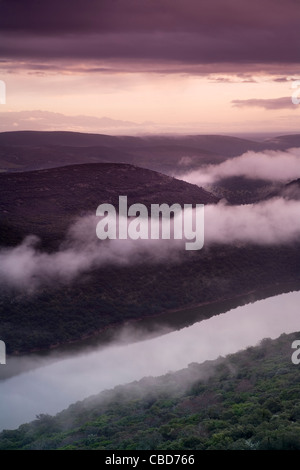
[1, 331, 300, 450]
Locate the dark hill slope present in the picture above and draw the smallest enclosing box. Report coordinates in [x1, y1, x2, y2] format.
[266, 178, 300, 201]
[265, 134, 300, 149]
[0, 163, 218, 248]
[0, 164, 299, 355]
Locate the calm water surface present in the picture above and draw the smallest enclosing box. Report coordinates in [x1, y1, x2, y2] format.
[0, 291, 299, 431]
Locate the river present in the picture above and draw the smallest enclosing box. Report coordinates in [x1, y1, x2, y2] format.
[0, 291, 299, 431]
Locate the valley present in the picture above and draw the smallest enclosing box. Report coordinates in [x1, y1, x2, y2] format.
[0, 131, 300, 356]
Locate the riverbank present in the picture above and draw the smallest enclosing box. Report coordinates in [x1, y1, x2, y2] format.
[4, 278, 300, 364]
[1, 291, 300, 431]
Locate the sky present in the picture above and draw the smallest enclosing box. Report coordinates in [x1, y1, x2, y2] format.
[0, 0, 300, 134]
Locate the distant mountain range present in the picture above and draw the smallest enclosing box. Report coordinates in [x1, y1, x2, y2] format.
[1, 130, 300, 176]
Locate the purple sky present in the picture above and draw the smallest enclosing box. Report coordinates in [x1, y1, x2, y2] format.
[0, 0, 299, 71]
[0, 0, 299, 132]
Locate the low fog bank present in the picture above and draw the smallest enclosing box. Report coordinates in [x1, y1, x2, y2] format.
[177, 148, 300, 185]
[0, 291, 299, 431]
[0, 195, 300, 292]
[205, 197, 300, 245]
[1, 146, 299, 292]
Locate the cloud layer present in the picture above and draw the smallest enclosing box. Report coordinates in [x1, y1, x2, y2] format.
[0, 0, 300, 74]
[177, 148, 300, 185]
[232, 97, 297, 110]
[0, 215, 185, 291]
[205, 198, 300, 245]
[1, 196, 300, 292]
[1, 0, 298, 34]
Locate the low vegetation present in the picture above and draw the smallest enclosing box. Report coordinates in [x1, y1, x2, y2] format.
[1, 331, 299, 450]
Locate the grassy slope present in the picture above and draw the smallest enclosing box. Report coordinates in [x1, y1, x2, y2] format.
[1, 331, 300, 450]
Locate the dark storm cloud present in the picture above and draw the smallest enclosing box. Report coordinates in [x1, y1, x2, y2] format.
[232, 97, 297, 110]
[0, 0, 299, 73]
[0, 0, 299, 34]
[272, 77, 289, 83]
[1, 31, 297, 63]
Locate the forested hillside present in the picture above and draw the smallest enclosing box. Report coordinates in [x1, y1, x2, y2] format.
[1, 331, 299, 450]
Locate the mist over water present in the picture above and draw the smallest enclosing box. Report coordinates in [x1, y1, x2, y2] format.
[0, 291, 299, 431]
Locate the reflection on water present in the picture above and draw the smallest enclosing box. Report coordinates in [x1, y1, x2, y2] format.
[0, 291, 300, 431]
